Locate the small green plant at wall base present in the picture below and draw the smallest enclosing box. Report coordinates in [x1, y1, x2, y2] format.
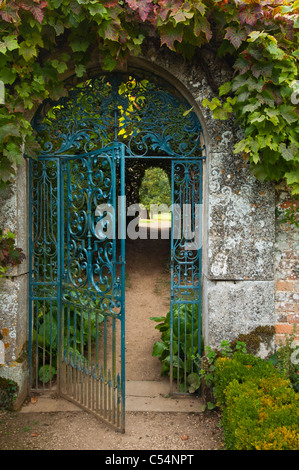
[269, 327, 299, 392]
[34, 296, 104, 384]
[0, 230, 25, 277]
[0, 378, 18, 410]
[151, 304, 200, 393]
[197, 340, 247, 388]
[276, 204, 299, 229]
[195, 340, 247, 410]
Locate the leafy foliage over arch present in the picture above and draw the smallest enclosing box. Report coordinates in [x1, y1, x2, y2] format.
[0, 0, 298, 193]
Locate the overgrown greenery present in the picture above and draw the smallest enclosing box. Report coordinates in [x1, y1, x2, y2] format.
[34, 297, 105, 384]
[151, 303, 201, 393]
[214, 352, 299, 450]
[0, 0, 298, 193]
[0, 229, 26, 276]
[139, 167, 171, 213]
[0, 377, 18, 410]
[195, 337, 299, 449]
[197, 339, 247, 409]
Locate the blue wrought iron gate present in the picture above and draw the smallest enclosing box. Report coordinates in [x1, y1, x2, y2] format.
[28, 70, 204, 432]
[29, 145, 126, 431]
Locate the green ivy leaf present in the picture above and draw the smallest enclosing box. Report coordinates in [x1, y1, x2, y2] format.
[193, 15, 212, 41]
[242, 102, 261, 113]
[3, 142, 23, 164]
[250, 112, 266, 123]
[187, 372, 201, 393]
[159, 22, 184, 51]
[75, 64, 86, 77]
[202, 97, 221, 111]
[279, 143, 298, 162]
[70, 38, 89, 52]
[50, 59, 68, 74]
[102, 54, 117, 71]
[285, 169, 299, 195]
[225, 26, 246, 50]
[279, 105, 298, 124]
[88, 3, 107, 17]
[19, 41, 38, 62]
[0, 35, 19, 54]
[0, 157, 15, 182]
[152, 341, 167, 357]
[0, 68, 17, 85]
[248, 31, 264, 42]
[219, 81, 232, 97]
[0, 124, 20, 142]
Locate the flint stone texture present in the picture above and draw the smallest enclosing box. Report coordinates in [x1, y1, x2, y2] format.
[207, 150, 275, 280]
[0, 275, 28, 363]
[0, 159, 28, 379]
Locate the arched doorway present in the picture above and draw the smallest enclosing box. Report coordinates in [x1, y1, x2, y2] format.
[28, 68, 205, 432]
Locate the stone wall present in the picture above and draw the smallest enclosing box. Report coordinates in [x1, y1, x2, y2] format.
[274, 182, 299, 346]
[0, 160, 29, 407]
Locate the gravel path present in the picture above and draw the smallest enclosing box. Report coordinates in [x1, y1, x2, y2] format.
[0, 408, 223, 451]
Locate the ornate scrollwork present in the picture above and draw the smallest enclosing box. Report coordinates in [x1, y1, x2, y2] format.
[31, 158, 59, 284]
[32, 69, 203, 159]
[63, 152, 121, 313]
[172, 161, 202, 302]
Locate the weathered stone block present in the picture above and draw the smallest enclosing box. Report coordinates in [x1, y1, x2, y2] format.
[0, 357, 28, 410]
[203, 277, 275, 354]
[0, 275, 28, 362]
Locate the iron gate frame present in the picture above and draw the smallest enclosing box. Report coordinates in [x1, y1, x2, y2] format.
[28, 70, 205, 432]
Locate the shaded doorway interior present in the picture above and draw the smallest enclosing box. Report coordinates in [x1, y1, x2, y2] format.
[124, 164, 172, 384]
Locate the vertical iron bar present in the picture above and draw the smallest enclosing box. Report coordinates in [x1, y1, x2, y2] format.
[170, 161, 174, 395]
[198, 160, 203, 361]
[57, 157, 63, 394]
[104, 316, 107, 418]
[35, 300, 39, 389]
[120, 143, 126, 432]
[28, 159, 33, 393]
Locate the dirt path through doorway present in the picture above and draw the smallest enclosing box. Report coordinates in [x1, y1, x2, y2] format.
[125, 223, 171, 382]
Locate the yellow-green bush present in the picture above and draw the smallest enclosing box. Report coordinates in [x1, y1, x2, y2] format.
[214, 352, 281, 408]
[214, 354, 299, 450]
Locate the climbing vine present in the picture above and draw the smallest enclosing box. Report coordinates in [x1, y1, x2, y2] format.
[0, 0, 298, 195]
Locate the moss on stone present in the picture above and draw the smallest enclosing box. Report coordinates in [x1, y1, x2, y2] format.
[0, 377, 18, 410]
[231, 325, 275, 356]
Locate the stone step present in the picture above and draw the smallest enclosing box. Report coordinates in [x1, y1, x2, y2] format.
[126, 380, 203, 412]
[20, 380, 203, 414]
